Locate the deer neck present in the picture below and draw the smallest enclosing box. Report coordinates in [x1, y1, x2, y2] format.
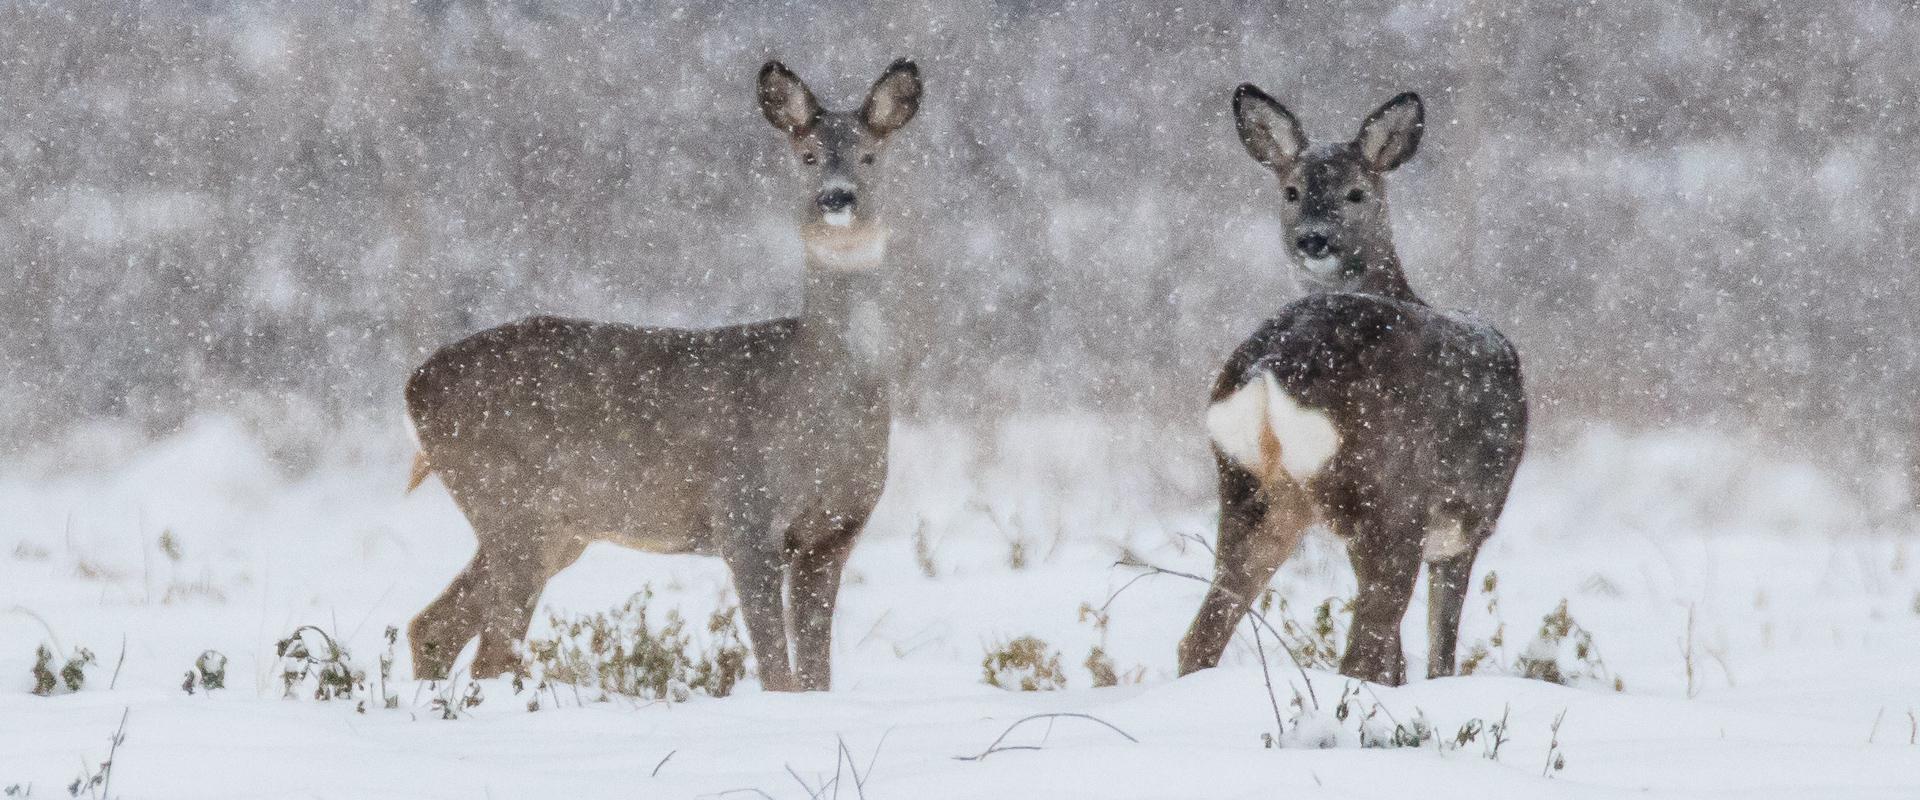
[800, 246, 890, 378]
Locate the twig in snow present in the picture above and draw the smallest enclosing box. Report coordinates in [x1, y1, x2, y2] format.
[100, 708, 128, 800]
[1247, 613, 1287, 742]
[1681, 604, 1698, 699]
[1103, 558, 1318, 709]
[650, 750, 675, 777]
[108, 634, 127, 691]
[834, 735, 873, 800]
[784, 764, 823, 800]
[71, 707, 129, 800]
[8, 606, 67, 659]
[1542, 708, 1568, 777]
[954, 713, 1138, 762]
[1179, 531, 1219, 557]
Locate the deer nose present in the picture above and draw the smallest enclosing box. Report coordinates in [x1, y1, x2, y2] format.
[1294, 233, 1332, 259]
[817, 189, 857, 213]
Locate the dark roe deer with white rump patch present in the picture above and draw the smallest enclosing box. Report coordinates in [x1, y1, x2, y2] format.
[402, 59, 922, 692]
[1177, 88, 1527, 686]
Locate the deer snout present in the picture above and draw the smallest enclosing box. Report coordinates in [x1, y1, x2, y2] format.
[817, 188, 857, 213]
[1294, 232, 1333, 259]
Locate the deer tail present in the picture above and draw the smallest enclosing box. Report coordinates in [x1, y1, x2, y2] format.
[405, 450, 432, 494]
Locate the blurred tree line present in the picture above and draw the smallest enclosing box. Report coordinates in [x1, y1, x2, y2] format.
[0, 0, 1914, 489]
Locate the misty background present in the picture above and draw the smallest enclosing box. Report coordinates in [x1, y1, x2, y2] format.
[0, 1, 1914, 501]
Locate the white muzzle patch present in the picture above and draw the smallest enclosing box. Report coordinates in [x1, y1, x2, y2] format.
[1302, 255, 1342, 277]
[823, 209, 854, 228]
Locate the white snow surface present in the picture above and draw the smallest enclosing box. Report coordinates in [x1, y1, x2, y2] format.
[3, 416, 1919, 798]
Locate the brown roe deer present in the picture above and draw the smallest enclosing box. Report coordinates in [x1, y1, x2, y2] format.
[1177, 88, 1528, 686]
[402, 59, 922, 692]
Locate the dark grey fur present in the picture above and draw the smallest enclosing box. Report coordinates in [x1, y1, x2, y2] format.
[1178, 87, 1528, 686]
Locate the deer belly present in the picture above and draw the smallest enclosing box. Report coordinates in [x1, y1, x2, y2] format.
[1205, 371, 1340, 487]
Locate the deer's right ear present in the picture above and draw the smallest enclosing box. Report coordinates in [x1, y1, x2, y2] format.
[1233, 84, 1306, 172]
[759, 60, 822, 135]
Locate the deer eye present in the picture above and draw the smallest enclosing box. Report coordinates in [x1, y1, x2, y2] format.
[1283, 186, 1300, 202]
[860, 153, 875, 165]
[801, 152, 818, 165]
[1346, 188, 1367, 203]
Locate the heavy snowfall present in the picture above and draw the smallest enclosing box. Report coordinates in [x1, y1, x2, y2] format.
[2, 2, 1918, 798]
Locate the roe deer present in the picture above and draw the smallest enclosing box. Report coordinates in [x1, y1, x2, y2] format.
[403, 59, 923, 692]
[1177, 88, 1528, 685]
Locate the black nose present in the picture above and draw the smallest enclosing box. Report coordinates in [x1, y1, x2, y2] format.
[1295, 233, 1331, 258]
[817, 189, 856, 212]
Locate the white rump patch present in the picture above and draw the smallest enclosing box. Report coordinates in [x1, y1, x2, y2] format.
[1205, 373, 1275, 472]
[1205, 371, 1340, 484]
[1422, 517, 1471, 563]
[403, 412, 422, 447]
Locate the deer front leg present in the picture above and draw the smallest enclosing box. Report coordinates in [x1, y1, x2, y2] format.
[712, 484, 796, 693]
[787, 507, 866, 692]
[1340, 520, 1423, 686]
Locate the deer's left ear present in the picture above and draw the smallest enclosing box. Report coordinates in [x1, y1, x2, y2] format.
[862, 58, 922, 137]
[1355, 92, 1424, 171]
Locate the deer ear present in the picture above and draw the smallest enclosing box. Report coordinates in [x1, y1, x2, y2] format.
[759, 60, 822, 135]
[862, 58, 922, 137]
[1233, 84, 1307, 171]
[1355, 92, 1424, 171]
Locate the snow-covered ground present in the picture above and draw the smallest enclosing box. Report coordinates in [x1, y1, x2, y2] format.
[3, 416, 1919, 798]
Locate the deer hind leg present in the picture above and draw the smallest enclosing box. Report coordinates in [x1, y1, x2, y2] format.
[1340, 513, 1423, 686]
[1178, 465, 1313, 675]
[711, 483, 796, 692]
[787, 507, 867, 692]
[469, 530, 590, 679]
[410, 550, 494, 680]
[1424, 517, 1487, 679]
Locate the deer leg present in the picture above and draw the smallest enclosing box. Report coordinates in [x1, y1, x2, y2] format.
[788, 508, 866, 692]
[712, 485, 795, 692]
[1340, 521, 1423, 686]
[409, 549, 494, 680]
[1426, 534, 1485, 679]
[1178, 468, 1311, 675]
[470, 533, 590, 678]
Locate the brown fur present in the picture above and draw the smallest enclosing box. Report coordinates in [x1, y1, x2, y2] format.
[405, 451, 432, 494]
[402, 59, 922, 693]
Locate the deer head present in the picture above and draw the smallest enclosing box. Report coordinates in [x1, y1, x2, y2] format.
[1234, 87, 1424, 296]
[760, 58, 922, 271]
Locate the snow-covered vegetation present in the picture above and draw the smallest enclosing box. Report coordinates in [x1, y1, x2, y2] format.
[3, 418, 1917, 797]
[4, 2, 1919, 797]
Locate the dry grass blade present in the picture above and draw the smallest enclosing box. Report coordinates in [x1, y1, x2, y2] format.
[954, 712, 1139, 762]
